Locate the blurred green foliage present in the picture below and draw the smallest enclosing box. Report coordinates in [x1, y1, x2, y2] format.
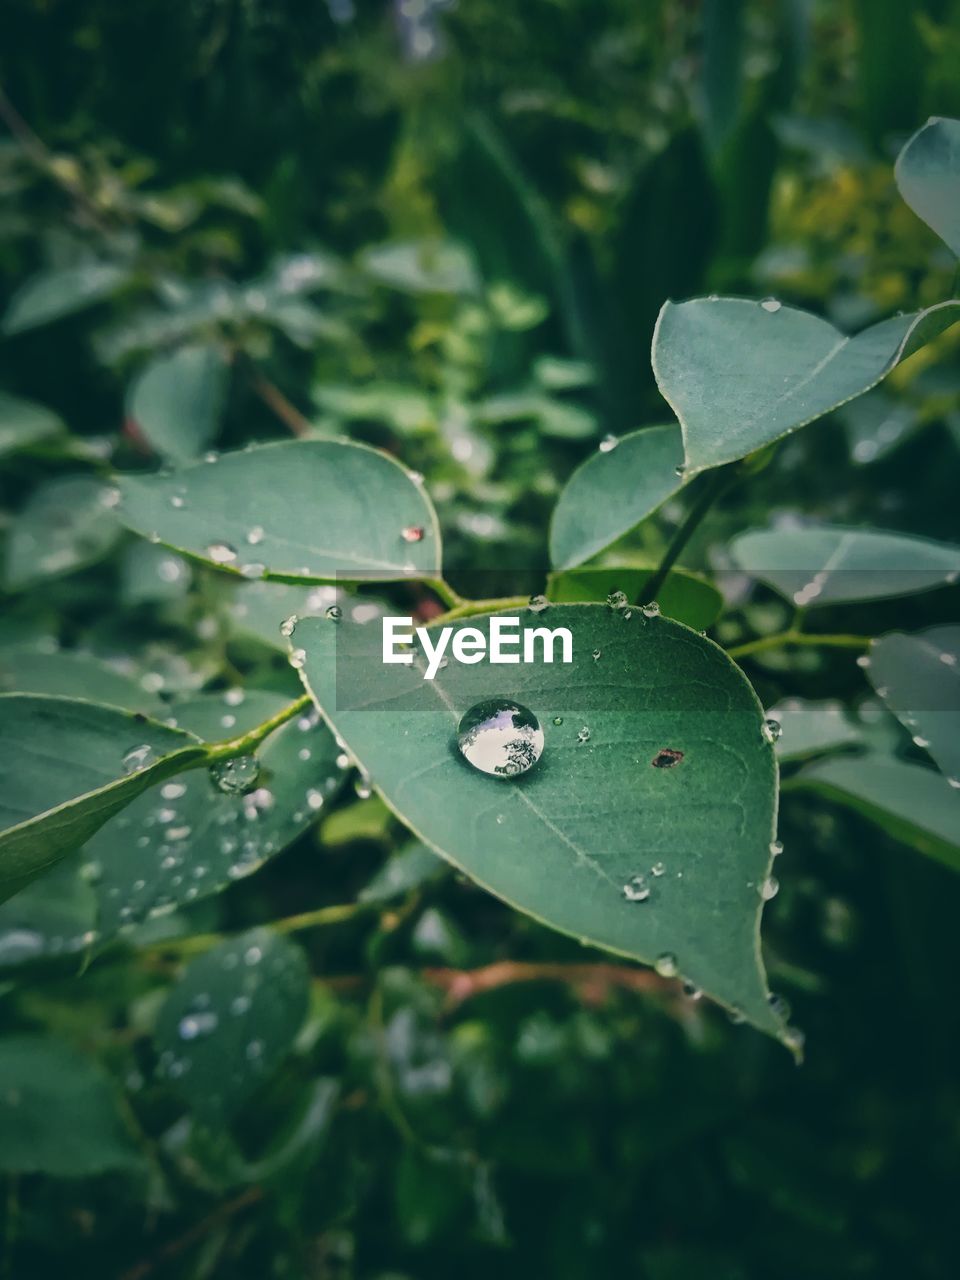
[1, 2, 960, 1277]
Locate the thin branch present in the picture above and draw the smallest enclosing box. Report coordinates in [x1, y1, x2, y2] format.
[640, 464, 738, 604]
[423, 961, 669, 1008]
[727, 630, 872, 660]
[118, 1186, 263, 1280]
[248, 368, 313, 437]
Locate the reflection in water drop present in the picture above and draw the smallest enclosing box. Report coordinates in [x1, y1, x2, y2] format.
[209, 755, 260, 795]
[457, 700, 544, 778]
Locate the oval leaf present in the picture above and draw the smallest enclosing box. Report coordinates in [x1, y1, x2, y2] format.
[549, 425, 686, 569]
[296, 605, 788, 1041]
[0, 695, 207, 902]
[127, 342, 229, 464]
[154, 928, 309, 1122]
[117, 440, 441, 582]
[895, 116, 960, 257]
[2, 262, 128, 335]
[653, 297, 960, 475]
[866, 626, 960, 783]
[730, 525, 960, 605]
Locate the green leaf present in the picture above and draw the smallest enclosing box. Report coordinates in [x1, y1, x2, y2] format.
[549, 425, 685, 569]
[2, 262, 129, 335]
[866, 627, 960, 784]
[296, 605, 789, 1043]
[547, 566, 723, 631]
[0, 1035, 142, 1174]
[0, 695, 207, 903]
[359, 239, 479, 295]
[120, 541, 192, 605]
[796, 755, 960, 871]
[359, 841, 446, 904]
[153, 928, 309, 1122]
[0, 862, 97, 968]
[730, 525, 960, 605]
[766, 699, 862, 761]
[4, 475, 122, 589]
[126, 343, 229, 464]
[0, 647, 162, 713]
[117, 440, 441, 582]
[895, 116, 960, 257]
[652, 298, 960, 475]
[0, 392, 63, 457]
[82, 691, 343, 935]
[700, 0, 744, 155]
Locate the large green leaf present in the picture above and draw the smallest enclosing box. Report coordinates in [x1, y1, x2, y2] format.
[296, 604, 790, 1043]
[652, 298, 960, 475]
[0, 392, 63, 457]
[795, 755, 960, 871]
[0, 695, 207, 903]
[866, 627, 960, 784]
[0, 1035, 142, 1174]
[4, 475, 122, 589]
[730, 525, 960, 605]
[153, 928, 310, 1122]
[549, 425, 686, 569]
[117, 440, 441, 582]
[127, 342, 229, 464]
[2, 262, 129, 335]
[547, 566, 723, 631]
[895, 116, 960, 257]
[83, 690, 343, 935]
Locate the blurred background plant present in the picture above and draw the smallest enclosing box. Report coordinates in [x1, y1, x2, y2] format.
[1, 2, 959, 1277]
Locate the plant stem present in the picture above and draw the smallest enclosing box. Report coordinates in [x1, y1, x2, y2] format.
[142, 900, 368, 957]
[640, 465, 736, 603]
[204, 693, 312, 763]
[247, 367, 313, 437]
[727, 630, 873, 660]
[425, 577, 463, 609]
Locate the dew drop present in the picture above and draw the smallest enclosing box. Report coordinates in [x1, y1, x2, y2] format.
[622, 875, 650, 902]
[591, 648, 602, 661]
[761, 718, 782, 744]
[280, 614, 298, 637]
[598, 434, 619, 453]
[654, 953, 678, 978]
[170, 494, 185, 509]
[552, 716, 563, 726]
[209, 755, 260, 795]
[641, 601, 660, 619]
[289, 648, 306, 669]
[457, 699, 544, 778]
[527, 594, 548, 613]
[606, 590, 628, 610]
[769, 839, 784, 857]
[122, 744, 155, 774]
[325, 605, 343, 621]
[760, 297, 782, 313]
[760, 875, 780, 901]
[576, 726, 591, 744]
[650, 861, 666, 877]
[682, 981, 702, 1000]
[674, 465, 686, 478]
[161, 781, 186, 801]
[179, 1011, 218, 1040]
[246, 526, 265, 546]
[856, 654, 871, 669]
[206, 542, 238, 565]
[240, 562, 266, 580]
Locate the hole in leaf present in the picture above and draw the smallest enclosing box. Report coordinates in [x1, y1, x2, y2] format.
[651, 748, 684, 769]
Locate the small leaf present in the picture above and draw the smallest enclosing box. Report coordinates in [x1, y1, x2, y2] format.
[126, 343, 229, 464]
[2, 262, 129, 335]
[83, 691, 343, 935]
[296, 605, 788, 1042]
[360, 239, 479, 295]
[153, 928, 309, 1122]
[797, 755, 960, 871]
[117, 440, 441, 582]
[359, 841, 446, 904]
[0, 695, 207, 902]
[0, 392, 63, 457]
[0, 1035, 142, 1174]
[730, 525, 959, 605]
[547, 566, 723, 630]
[766, 699, 861, 761]
[653, 297, 960, 475]
[895, 116, 960, 257]
[4, 475, 121, 589]
[867, 627, 960, 783]
[549, 425, 686, 569]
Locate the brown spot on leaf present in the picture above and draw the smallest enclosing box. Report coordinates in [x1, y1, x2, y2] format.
[651, 748, 683, 768]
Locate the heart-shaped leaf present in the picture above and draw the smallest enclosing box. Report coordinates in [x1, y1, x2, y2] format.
[0, 695, 207, 903]
[126, 342, 229, 464]
[295, 605, 790, 1043]
[866, 626, 960, 784]
[796, 754, 960, 871]
[0, 1036, 142, 1174]
[117, 440, 441, 582]
[83, 690, 343, 935]
[547, 566, 723, 630]
[549, 425, 686, 569]
[730, 525, 960, 605]
[895, 116, 960, 257]
[653, 297, 960, 475]
[154, 928, 310, 1122]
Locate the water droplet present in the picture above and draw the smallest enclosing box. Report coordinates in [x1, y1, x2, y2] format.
[280, 614, 298, 637]
[598, 434, 619, 453]
[224, 688, 245, 707]
[527, 594, 548, 613]
[553, 716, 563, 726]
[949, 777, 960, 790]
[457, 699, 545, 778]
[760, 297, 782, 313]
[240, 562, 266, 580]
[682, 981, 702, 1000]
[622, 875, 650, 902]
[161, 782, 186, 800]
[641, 601, 660, 619]
[289, 648, 306, 669]
[650, 861, 666, 877]
[591, 648, 602, 661]
[912, 735, 930, 748]
[856, 654, 871, 669]
[401, 525, 425, 543]
[244, 945, 262, 966]
[354, 774, 373, 800]
[206, 542, 238, 565]
[170, 494, 185, 509]
[209, 755, 260, 795]
[760, 875, 779, 900]
[179, 1011, 218, 1040]
[325, 605, 342, 621]
[246, 526, 265, 545]
[306, 788, 325, 811]
[768, 992, 791, 1020]
[761, 718, 782, 744]
[654, 953, 678, 978]
[122, 744, 155, 774]
[576, 726, 591, 744]
[674, 464, 686, 478]
[230, 995, 251, 1016]
[769, 839, 784, 857]
[606, 590, 628, 610]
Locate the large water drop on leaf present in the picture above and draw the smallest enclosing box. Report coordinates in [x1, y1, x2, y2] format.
[457, 700, 544, 778]
[208, 755, 260, 795]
